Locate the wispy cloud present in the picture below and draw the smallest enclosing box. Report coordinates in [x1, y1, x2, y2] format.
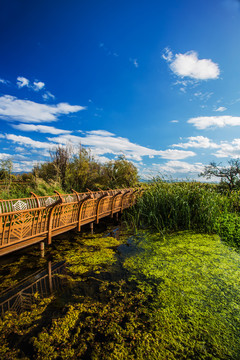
[17, 76, 45, 91]
[42, 91, 55, 101]
[17, 76, 30, 88]
[0, 153, 12, 160]
[193, 91, 213, 101]
[141, 160, 205, 180]
[151, 160, 205, 174]
[129, 58, 139, 68]
[0, 95, 85, 123]
[5, 134, 56, 150]
[33, 81, 45, 91]
[213, 138, 240, 158]
[162, 47, 173, 62]
[11, 123, 72, 135]
[188, 115, 240, 129]
[214, 106, 227, 112]
[172, 136, 219, 149]
[163, 49, 220, 80]
[0, 78, 8, 84]
[46, 131, 196, 162]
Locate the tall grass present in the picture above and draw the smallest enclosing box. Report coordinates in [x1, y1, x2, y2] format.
[126, 181, 234, 235]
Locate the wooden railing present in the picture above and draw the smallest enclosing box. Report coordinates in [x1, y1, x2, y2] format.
[0, 188, 141, 256]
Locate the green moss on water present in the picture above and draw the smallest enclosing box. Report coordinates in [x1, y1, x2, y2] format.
[2, 231, 240, 359]
[52, 236, 121, 276]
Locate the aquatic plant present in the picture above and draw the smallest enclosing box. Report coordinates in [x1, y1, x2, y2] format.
[125, 181, 238, 238]
[2, 228, 240, 358]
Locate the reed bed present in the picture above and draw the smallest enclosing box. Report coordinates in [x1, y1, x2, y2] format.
[126, 181, 240, 245]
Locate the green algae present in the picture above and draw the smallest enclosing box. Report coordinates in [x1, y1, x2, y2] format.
[1, 230, 240, 359]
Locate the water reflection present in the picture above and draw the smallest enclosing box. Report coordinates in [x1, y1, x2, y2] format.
[0, 260, 66, 317]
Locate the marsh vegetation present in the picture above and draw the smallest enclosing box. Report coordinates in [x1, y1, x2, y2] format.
[1, 178, 240, 359]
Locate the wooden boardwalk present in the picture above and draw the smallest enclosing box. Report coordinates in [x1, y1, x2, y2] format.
[0, 188, 140, 257]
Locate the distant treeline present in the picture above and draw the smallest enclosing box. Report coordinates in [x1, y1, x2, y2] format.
[0, 146, 139, 199]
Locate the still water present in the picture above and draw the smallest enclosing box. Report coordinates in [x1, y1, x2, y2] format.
[1, 224, 240, 359]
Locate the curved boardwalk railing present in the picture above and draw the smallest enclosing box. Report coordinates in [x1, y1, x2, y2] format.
[0, 188, 141, 257]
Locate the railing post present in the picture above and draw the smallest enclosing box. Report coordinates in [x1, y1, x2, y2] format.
[111, 191, 122, 218]
[77, 194, 93, 232]
[130, 189, 139, 206]
[71, 189, 80, 202]
[47, 198, 63, 245]
[121, 190, 131, 213]
[54, 190, 64, 202]
[30, 192, 40, 208]
[96, 192, 109, 224]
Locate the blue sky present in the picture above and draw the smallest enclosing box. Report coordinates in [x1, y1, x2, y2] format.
[1, 0, 240, 179]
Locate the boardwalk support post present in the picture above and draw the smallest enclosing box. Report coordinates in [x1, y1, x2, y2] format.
[40, 241, 45, 257]
[90, 222, 94, 234]
[47, 198, 63, 245]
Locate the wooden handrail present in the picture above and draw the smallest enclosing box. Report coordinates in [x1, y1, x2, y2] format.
[0, 187, 142, 256]
[54, 190, 64, 202]
[96, 193, 109, 224]
[30, 192, 40, 208]
[47, 198, 63, 244]
[77, 194, 93, 232]
[111, 191, 122, 218]
[71, 189, 80, 202]
[121, 190, 131, 213]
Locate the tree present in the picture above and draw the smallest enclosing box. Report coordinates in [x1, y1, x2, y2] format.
[66, 146, 101, 192]
[0, 159, 13, 187]
[101, 155, 139, 189]
[50, 145, 72, 188]
[199, 159, 240, 190]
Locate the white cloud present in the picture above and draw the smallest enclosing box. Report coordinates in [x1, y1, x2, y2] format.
[46, 132, 196, 161]
[33, 81, 45, 91]
[0, 95, 85, 123]
[162, 47, 173, 62]
[5, 134, 56, 150]
[193, 92, 213, 101]
[12, 123, 72, 135]
[172, 136, 219, 149]
[170, 120, 179, 123]
[214, 106, 227, 112]
[0, 79, 7, 84]
[164, 50, 220, 80]
[17, 77, 46, 92]
[17, 76, 30, 88]
[213, 138, 240, 158]
[152, 160, 205, 174]
[188, 115, 240, 129]
[86, 130, 115, 136]
[12, 160, 45, 173]
[129, 58, 139, 68]
[0, 153, 12, 160]
[42, 91, 55, 101]
[141, 160, 205, 180]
